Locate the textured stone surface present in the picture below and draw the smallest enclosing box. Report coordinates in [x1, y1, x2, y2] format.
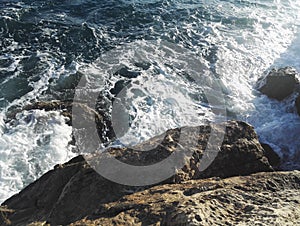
[101, 121, 274, 182]
[4, 171, 299, 226]
[257, 67, 299, 100]
[0, 121, 276, 225]
[70, 171, 300, 226]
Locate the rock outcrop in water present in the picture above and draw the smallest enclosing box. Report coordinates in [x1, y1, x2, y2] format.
[257, 67, 299, 100]
[0, 121, 280, 225]
[6, 100, 115, 143]
[8, 101, 102, 126]
[257, 66, 300, 119]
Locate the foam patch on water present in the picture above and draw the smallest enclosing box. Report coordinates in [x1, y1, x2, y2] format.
[111, 63, 215, 146]
[0, 110, 74, 204]
[78, 41, 219, 147]
[201, 0, 300, 168]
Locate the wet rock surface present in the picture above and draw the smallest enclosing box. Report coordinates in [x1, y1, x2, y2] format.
[257, 67, 299, 100]
[7, 100, 102, 126]
[0, 121, 279, 225]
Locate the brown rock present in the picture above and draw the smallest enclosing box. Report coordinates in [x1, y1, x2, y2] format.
[257, 67, 299, 100]
[75, 171, 300, 225]
[1, 155, 143, 226]
[0, 121, 275, 225]
[196, 121, 273, 179]
[4, 170, 299, 226]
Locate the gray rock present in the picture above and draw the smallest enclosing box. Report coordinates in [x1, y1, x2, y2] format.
[257, 67, 299, 100]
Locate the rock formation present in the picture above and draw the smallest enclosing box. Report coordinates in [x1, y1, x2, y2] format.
[2, 170, 299, 226]
[70, 171, 300, 226]
[0, 121, 280, 225]
[257, 67, 299, 100]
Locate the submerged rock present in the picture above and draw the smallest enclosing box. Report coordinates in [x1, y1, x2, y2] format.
[8, 101, 102, 127]
[257, 67, 299, 100]
[0, 121, 276, 225]
[6, 100, 115, 143]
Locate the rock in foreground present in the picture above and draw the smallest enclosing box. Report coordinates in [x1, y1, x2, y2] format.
[257, 67, 299, 100]
[72, 171, 300, 226]
[2, 171, 299, 226]
[0, 121, 277, 225]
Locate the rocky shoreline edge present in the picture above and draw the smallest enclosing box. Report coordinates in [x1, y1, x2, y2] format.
[1, 67, 300, 225]
[1, 119, 299, 225]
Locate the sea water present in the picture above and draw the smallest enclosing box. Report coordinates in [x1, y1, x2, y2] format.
[0, 0, 300, 203]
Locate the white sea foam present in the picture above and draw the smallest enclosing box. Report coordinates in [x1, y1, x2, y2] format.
[207, 0, 300, 168]
[75, 0, 300, 166]
[0, 110, 74, 204]
[77, 40, 218, 149]
[0, 114, 6, 135]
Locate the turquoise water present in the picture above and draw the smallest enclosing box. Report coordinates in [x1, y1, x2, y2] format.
[1, 0, 300, 203]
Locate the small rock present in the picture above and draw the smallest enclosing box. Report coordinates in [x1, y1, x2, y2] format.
[257, 67, 299, 100]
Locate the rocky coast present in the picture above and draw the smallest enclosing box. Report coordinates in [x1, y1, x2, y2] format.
[1, 67, 300, 225]
[1, 117, 299, 225]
